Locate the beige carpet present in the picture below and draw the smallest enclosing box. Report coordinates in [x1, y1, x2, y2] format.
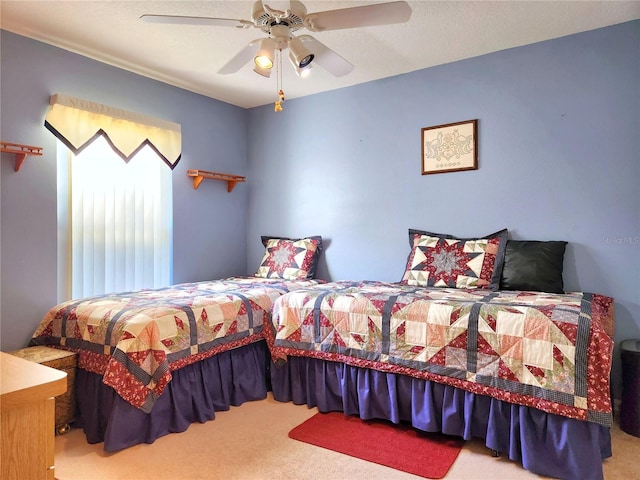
[54, 394, 639, 480]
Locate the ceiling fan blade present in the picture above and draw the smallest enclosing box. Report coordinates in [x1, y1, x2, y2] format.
[218, 39, 262, 74]
[140, 14, 253, 29]
[299, 35, 354, 77]
[304, 1, 411, 32]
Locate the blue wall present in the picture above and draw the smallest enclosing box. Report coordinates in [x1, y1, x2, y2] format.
[247, 21, 640, 395]
[1, 22, 638, 397]
[1, 31, 250, 352]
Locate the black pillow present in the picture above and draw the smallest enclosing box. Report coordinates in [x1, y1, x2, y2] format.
[500, 240, 567, 293]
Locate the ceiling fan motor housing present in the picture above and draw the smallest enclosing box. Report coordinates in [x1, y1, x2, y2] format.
[270, 25, 292, 49]
[252, 0, 307, 33]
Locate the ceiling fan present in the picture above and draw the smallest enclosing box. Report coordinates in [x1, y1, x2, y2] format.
[140, 1, 412, 79]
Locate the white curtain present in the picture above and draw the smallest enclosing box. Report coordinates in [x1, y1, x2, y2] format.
[69, 136, 172, 298]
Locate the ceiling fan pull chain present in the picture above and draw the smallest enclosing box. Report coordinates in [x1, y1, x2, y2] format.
[275, 49, 285, 112]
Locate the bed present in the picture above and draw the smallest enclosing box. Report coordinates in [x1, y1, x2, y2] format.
[266, 230, 615, 480]
[29, 235, 325, 452]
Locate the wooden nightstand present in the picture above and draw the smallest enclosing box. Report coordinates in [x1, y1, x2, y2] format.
[9, 346, 77, 435]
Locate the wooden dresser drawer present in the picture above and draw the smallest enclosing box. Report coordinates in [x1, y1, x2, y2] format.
[8, 346, 77, 434]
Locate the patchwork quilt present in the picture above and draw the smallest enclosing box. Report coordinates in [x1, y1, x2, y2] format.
[267, 281, 615, 426]
[30, 277, 322, 412]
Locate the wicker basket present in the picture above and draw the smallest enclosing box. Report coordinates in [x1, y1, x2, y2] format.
[8, 346, 77, 434]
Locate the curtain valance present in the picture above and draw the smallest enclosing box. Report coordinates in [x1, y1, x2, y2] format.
[44, 93, 181, 169]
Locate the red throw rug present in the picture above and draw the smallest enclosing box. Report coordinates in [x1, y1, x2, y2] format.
[289, 412, 463, 479]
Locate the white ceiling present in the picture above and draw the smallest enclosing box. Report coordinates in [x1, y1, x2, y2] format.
[1, 1, 639, 109]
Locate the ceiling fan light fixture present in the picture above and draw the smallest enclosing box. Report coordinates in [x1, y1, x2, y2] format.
[253, 64, 272, 77]
[254, 37, 276, 69]
[255, 55, 273, 69]
[288, 37, 314, 68]
[288, 50, 313, 78]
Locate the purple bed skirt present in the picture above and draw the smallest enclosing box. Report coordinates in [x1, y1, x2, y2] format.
[270, 356, 611, 480]
[75, 341, 269, 452]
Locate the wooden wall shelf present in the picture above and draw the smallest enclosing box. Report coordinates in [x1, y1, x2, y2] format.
[1, 141, 43, 172]
[187, 169, 246, 192]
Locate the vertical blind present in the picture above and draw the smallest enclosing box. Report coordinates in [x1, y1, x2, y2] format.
[69, 137, 172, 298]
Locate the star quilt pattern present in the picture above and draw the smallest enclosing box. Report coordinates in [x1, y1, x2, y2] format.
[256, 237, 322, 280]
[402, 233, 503, 289]
[30, 277, 322, 412]
[267, 281, 614, 426]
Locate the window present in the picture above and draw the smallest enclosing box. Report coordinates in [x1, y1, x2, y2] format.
[58, 136, 172, 300]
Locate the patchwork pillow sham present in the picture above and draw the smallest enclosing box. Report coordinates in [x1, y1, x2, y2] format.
[500, 240, 567, 293]
[401, 228, 508, 290]
[255, 235, 323, 280]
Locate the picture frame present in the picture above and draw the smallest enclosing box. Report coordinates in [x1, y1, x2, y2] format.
[421, 119, 478, 175]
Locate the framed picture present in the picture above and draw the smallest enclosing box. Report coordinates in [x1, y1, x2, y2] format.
[421, 119, 478, 175]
